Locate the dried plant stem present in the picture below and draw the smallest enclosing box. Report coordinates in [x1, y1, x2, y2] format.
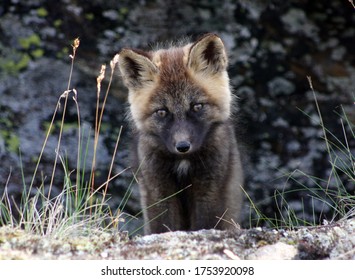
[72, 88, 81, 205]
[104, 126, 122, 199]
[48, 38, 80, 199]
[101, 55, 120, 197]
[89, 65, 106, 204]
[28, 100, 60, 197]
[90, 54, 119, 197]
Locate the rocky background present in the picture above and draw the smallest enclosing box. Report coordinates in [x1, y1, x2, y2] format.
[0, 0, 354, 234]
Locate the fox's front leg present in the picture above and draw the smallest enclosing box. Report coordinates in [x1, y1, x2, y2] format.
[189, 183, 230, 230]
[190, 191, 240, 231]
[190, 198, 221, 230]
[139, 179, 185, 234]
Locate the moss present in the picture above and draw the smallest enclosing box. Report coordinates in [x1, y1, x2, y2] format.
[16, 54, 31, 70]
[54, 19, 63, 28]
[22, 37, 43, 56]
[36, 7, 48, 17]
[119, 7, 129, 16]
[0, 53, 31, 75]
[0, 130, 20, 153]
[99, 122, 110, 133]
[31, 49, 44, 59]
[117, 7, 129, 21]
[42, 120, 79, 135]
[0, 34, 44, 75]
[0, 116, 20, 153]
[7, 133, 20, 153]
[19, 34, 41, 49]
[56, 46, 69, 59]
[85, 13, 95, 21]
[62, 122, 80, 132]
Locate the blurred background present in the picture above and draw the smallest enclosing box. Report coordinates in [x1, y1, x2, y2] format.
[0, 0, 354, 234]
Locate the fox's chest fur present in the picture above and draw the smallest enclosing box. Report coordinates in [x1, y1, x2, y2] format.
[119, 34, 244, 234]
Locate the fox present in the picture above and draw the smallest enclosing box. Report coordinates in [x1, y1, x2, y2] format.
[118, 33, 244, 234]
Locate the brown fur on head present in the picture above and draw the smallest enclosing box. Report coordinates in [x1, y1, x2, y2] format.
[118, 34, 232, 131]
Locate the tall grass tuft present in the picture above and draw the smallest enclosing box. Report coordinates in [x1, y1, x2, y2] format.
[246, 76, 355, 229]
[0, 39, 124, 238]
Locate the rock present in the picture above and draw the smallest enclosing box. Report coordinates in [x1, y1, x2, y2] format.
[0, 218, 354, 259]
[247, 242, 297, 260]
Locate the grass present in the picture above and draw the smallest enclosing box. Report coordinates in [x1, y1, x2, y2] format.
[246, 77, 355, 229]
[0, 38, 197, 238]
[0, 38, 354, 240]
[0, 39, 128, 238]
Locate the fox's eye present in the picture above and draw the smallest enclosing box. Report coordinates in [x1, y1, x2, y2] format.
[156, 109, 168, 118]
[192, 103, 203, 112]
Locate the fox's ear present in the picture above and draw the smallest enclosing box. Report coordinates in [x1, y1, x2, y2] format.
[187, 34, 228, 75]
[118, 49, 158, 89]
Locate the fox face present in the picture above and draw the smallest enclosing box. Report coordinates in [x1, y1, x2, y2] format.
[146, 80, 221, 156]
[119, 34, 232, 156]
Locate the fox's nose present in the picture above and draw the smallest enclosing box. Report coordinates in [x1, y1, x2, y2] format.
[175, 141, 191, 153]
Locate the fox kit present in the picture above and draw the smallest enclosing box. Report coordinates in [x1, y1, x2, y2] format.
[118, 34, 243, 234]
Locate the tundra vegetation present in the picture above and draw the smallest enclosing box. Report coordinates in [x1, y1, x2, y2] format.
[0, 1, 354, 259]
[0, 37, 354, 260]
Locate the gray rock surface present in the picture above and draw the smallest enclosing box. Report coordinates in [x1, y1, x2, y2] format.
[0, 218, 354, 259]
